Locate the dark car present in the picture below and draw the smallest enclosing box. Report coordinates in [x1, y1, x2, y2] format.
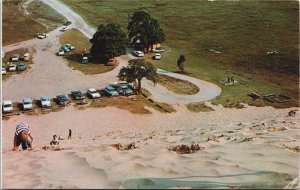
[56, 94, 69, 106]
[17, 63, 26, 71]
[71, 90, 85, 100]
[64, 21, 72, 26]
[111, 84, 134, 96]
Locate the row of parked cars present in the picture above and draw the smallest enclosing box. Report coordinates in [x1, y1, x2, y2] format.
[2, 82, 135, 113]
[57, 44, 75, 56]
[133, 48, 165, 60]
[2, 53, 31, 75]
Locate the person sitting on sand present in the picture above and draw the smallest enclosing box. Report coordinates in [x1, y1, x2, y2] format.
[13, 122, 34, 151]
[50, 135, 59, 145]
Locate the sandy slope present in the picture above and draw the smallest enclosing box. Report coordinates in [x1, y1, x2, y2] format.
[2, 105, 299, 188]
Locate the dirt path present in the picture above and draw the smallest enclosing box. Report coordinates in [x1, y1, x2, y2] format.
[2, 0, 221, 105]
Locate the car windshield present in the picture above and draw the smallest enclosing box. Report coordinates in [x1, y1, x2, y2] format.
[41, 98, 48, 101]
[24, 102, 31, 105]
[3, 104, 12, 108]
[90, 90, 97, 93]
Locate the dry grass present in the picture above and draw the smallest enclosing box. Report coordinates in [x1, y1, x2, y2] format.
[186, 102, 215, 112]
[89, 94, 175, 114]
[59, 28, 115, 75]
[157, 74, 199, 95]
[2, 0, 46, 45]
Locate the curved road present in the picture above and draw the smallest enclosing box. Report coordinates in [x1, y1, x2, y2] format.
[2, 0, 221, 104]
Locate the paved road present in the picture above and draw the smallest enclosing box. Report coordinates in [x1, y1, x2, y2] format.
[2, 0, 222, 104]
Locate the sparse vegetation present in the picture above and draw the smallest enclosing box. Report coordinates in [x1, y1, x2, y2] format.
[157, 74, 199, 95]
[186, 102, 215, 112]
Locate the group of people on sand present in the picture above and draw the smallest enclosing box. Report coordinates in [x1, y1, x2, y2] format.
[13, 122, 72, 152]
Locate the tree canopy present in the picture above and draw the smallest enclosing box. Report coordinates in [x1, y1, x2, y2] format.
[90, 23, 127, 61]
[128, 11, 165, 51]
[118, 59, 157, 92]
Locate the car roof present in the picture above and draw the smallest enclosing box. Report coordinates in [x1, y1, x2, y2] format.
[18, 63, 25, 65]
[24, 53, 30, 56]
[88, 88, 97, 91]
[23, 98, 32, 102]
[106, 86, 115, 90]
[41, 96, 49, 99]
[3, 100, 12, 104]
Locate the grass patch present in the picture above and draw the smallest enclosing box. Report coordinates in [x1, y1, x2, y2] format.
[59, 28, 115, 75]
[61, 0, 299, 108]
[27, 0, 66, 31]
[157, 74, 199, 95]
[186, 102, 215, 112]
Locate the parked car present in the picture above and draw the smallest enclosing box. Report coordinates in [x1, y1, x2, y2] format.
[87, 88, 101, 99]
[40, 96, 51, 108]
[65, 44, 75, 50]
[64, 21, 72, 26]
[22, 98, 33, 110]
[58, 49, 65, 56]
[106, 58, 118, 66]
[134, 51, 144, 57]
[152, 48, 165, 53]
[154, 53, 161, 60]
[71, 90, 85, 100]
[8, 64, 17, 72]
[23, 53, 30, 61]
[104, 85, 119, 97]
[111, 83, 134, 96]
[2, 67, 6, 75]
[62, 45, 70, 52]
[2, 100, 13, 113]
[36, 33, 48, 39]
[61, 26, 69, 32]
[56, 94, 69, 105]
[2, 51, 5, 59]
[11, 54, 19, 62]
[81, 56, 88, 64]
[17, 63, 26, 71]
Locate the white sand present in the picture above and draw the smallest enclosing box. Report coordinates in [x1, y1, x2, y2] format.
[2, 104, 299, 189]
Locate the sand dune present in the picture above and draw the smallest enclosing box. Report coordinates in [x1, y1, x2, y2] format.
[2, 105, 299, 189]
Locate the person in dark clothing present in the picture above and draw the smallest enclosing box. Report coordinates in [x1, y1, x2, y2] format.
[68, 129, 72, 139]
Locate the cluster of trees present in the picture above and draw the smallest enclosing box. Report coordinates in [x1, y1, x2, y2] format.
[90, 11, 165, 61]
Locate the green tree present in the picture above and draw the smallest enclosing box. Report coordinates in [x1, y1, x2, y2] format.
[177, 55, 186, 72]
[90, 23, 127, 61]
[118, 59, 157, 93]
[128, 11, 165, 51]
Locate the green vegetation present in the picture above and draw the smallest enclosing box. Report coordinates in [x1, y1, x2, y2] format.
[90, 23, 127, 61]
[118, 59, 157, 93]
[45, 1, 300, 108]
[59, 28, 115, 75]
[186, 102, 215, 112]
[128, 10, 165, 51]
[157, 74, 199, 95]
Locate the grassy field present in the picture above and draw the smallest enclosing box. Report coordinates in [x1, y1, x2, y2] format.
[157, 74, 199, 95]
[2, 0, 64, 46]
[59, 29, 115, 75]
[60, 0, 299, 108]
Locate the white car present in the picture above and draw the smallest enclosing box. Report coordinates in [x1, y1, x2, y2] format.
[134, 51, 144, 57]
[37, 33, 48, 39]
[58, 49, 64, 56]
[2, 67, 7, 75]
[23, 53, 30, 61]
[40, 96, 51, 108]
[11, 54, 19, 62]
[154, 53, 161, 60]
[23, 98, 33, 110]
[8, 64, 17, 71]
[2, 100, 13, 113]
[87, 88, 101, 99]
[2, 51, 5, 59]
[61, 26, 69, 32]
